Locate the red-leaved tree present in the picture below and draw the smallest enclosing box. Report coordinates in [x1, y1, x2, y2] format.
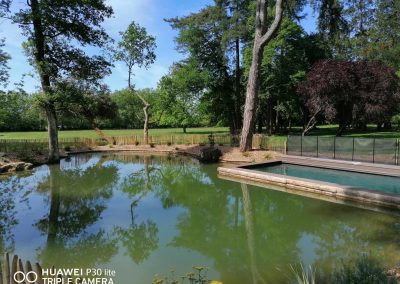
[298, 59, 400, 135]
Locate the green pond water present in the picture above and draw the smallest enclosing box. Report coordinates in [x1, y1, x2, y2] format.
[254, 163, 400, 193]
[0, 153, 399, 283]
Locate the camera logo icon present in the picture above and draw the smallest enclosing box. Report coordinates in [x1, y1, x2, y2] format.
[13, 271, 38, 283]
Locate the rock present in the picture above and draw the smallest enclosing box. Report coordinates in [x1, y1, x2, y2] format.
[0, 162, 34, 173]
[14, 162, 27, 171]
[199, 147, 222, 163]
[0, 164, 12, 173]
[24, 163, 34, 170]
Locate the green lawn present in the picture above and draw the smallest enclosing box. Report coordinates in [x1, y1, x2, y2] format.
[288, 124, 400, 138]
[0, 127, 230, 139]
[0, 125, 399, 140]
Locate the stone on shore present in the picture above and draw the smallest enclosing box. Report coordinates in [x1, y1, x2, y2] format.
[199, 147, 222, 163]
[0, 162, 34, 173]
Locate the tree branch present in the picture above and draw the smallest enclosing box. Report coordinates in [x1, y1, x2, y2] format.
[260, 0, 283, 45]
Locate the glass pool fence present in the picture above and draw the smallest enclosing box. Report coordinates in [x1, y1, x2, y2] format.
[287, 136, 400, 165]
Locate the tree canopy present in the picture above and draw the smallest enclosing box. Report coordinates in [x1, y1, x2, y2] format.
[298, 59, 400, 135]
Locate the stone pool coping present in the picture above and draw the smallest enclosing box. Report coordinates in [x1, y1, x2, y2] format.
[218, 156, 400, 210]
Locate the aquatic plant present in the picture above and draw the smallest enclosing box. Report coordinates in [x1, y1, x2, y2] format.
[289, 254, 398, 284]
[153, 266, 220, 284]
[289, 263, 316, 284]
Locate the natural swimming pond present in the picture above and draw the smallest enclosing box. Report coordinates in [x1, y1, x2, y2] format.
[0, 153, 399, 283]
[253, 162, 400, 194]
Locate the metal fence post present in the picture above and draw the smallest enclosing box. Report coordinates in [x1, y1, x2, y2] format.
[300, 136, 303, 156]
[372, 138, 375, 164]
[287, 136, 289, 154]
[333, 137, 336, 160]
[352, 137, 355, 161]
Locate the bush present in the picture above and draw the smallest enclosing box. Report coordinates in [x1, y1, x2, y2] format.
[64, 146, 71, 152]
[391, 114, 400, 129]
[290, 255, 396, 284]
[208, 134, 215, 147]
[329, 255, 395, 284]
[167, 142, 172, 146]
[96, 139, 108, 146]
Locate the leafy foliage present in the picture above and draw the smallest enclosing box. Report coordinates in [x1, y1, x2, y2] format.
[298, 59, 400, 134]
[13, 0, 114, 85]
[0, 38, 10, 86]
[155, 60, 209, 132]
[114, 21, 156, 83]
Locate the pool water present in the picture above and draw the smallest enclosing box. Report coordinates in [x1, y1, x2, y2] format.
[0, 153, 400, 283]
[255, 163, 400, 194]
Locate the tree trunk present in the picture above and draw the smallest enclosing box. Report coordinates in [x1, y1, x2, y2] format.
[128, 69, 150, 145]
[46, 106, 60, 163]
[240, 47, 263, 151]
[239, 0, 284, 152]
[183, 126, 187, 133]
[234, 36, 242, 133]
[31, 0, 60, 162]
[143, 104, 149, 144]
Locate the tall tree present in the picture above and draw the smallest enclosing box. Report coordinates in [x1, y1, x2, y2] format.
[114, 21, 156, 145]
[7, 0, 113, 162]
[248, 18, 329, 134]
[298, 59, 400, 135]
[167, 1, 253, 134]
[240, 0, 284, 151]
[361, 0, 400, 73]
[155, 60, 208, 133]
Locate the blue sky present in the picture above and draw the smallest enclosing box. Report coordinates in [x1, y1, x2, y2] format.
[0, 0, 316, 93]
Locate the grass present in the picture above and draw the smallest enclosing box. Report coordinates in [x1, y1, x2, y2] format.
[0, 127, 229, 140]
[289, 124, 400, 138]
[0, 125, 399, 140]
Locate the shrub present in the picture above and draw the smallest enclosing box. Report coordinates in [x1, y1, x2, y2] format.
[391, 114, 400, 129]
[64, 146, 71, 152]
[153, 266, 218, 284]
[329, 255, 396, 284]
[208, 134, 215, 147]
[199, 143, 206, 146]
[167, 142, 172, 146]
[96, 139, 108, 146]
[264, 153, 272, 160]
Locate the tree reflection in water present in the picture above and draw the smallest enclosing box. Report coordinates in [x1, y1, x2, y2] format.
[34, 157, 119, 268]
[115, 155, 159, 264]
[0, 171, 38, 255]
[0, 153, 399, 284]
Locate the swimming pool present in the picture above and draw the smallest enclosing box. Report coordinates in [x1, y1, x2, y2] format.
[255, 163, 400, 194]
[218, 156, 400, 209]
